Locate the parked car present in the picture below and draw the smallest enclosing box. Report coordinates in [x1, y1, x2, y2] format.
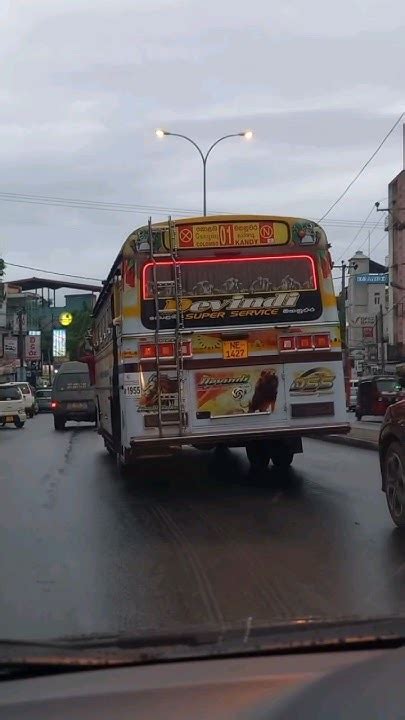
[379, 399, 405, 527]
[6, 381, 36, 418]
[36, 388, 52, 412]
[51, 361, 96, 431]
[0, 384, 27, 428]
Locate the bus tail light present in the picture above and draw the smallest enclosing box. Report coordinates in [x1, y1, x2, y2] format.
[140, 341, 192, 360]
[296, 335, 313, 350]
[313, 333, 331, 349]
[140, 343, 158, 359]
[279, 333, 331, 352]
[279, 336, 296, 352]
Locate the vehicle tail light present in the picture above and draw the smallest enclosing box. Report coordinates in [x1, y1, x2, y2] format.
[140, 341, 192, 360]
[159, 342, 175, 358]
[279, 336, 296, 352]
[279, 333, 331, 352]
[313, 333, 331, 349]
[140, 343, 157, 359]
[296, 335, 313, 350]
[51, 401, 58, 409]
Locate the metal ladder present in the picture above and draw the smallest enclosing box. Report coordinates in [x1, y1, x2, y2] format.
[148, 217, 186, 435]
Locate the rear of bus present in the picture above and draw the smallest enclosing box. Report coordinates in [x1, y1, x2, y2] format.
[120, 216, 349, 465]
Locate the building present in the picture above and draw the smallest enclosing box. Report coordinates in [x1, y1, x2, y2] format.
[346, 250, 389, 375]
[1, 277, 101, 383]
[387, 168, 405, 360]
[0, 279, 13, 382]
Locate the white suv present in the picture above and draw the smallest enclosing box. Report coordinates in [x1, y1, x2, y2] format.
[7, 381, 36, 418]
[0, 384, 27, 428]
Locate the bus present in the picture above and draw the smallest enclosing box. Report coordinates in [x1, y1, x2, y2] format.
[91, 215, 349, 471]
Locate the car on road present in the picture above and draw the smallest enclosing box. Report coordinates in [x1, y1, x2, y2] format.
[6, 381, 36, 418]
[51, 361, 96, 431]
[35, 388, 52, 412]
[379, 399, 405, 527]
[0, 384, 27, 428]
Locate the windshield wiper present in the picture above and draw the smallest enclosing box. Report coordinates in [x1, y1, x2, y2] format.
[1, 616, 405, 679]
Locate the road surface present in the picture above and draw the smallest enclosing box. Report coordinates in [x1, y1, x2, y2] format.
[1, 414, 405, 641]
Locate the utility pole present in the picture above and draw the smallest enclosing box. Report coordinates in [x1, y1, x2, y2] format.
[17, 308, 25, 380]
[379, 303, 385, 373]
[340, 261, 350, 398]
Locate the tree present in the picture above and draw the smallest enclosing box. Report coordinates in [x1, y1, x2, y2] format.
[66, 308, 92, 361]
[0, 258, 5, 277]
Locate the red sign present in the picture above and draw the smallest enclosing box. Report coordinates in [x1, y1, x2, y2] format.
[362, 326, 374, 340]
[25, 334, 41, 360]
[178, 226, 194, 247]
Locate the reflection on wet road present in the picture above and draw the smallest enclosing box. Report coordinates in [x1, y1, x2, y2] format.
[1, 414, 405, 640]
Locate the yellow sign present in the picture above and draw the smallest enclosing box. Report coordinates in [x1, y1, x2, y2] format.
[59, 311, 73, 327]
[176, 221, 289, 249]
[222, 340, 248, 360]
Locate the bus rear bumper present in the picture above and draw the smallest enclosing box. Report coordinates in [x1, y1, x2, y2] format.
[127, 422, 351, 454]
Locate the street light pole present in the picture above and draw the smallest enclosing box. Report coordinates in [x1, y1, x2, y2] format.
[155, 129, 253, 216]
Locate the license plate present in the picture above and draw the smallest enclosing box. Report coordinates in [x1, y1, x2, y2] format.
[67, 402, 86, 410]
[6, 415, 13, 422]
[222, 340, 248, 359]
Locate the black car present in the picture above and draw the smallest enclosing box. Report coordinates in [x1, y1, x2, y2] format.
[379, 399, 405, 528]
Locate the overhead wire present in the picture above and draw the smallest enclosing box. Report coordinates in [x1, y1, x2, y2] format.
[318, 111, 404, 222]
[0, 189, 398, 229]
[3, 260, 103, 282]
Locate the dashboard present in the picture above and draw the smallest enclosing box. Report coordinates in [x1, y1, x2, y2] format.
[1, 645, 403, 719]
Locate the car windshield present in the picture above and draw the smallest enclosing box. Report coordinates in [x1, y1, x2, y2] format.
[1, 1, 405, 667]
[0, 387, 21, 400]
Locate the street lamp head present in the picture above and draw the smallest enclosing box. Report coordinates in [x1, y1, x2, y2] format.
[243, 130, 253, 140]
[155, 128, 167, 139]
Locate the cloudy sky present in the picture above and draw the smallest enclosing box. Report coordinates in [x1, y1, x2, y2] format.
[0, 0, 404, 289]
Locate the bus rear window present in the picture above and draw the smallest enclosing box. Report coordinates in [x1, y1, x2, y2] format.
[142, 255, 322, 328]
[143, 255, 316, 298]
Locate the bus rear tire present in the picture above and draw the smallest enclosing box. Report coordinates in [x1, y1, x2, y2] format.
[270, 449, 294, 468]
[246, 440, 271, 471]
[116, 452, 131, 476]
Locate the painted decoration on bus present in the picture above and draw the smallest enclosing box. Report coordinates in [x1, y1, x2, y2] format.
[289, 367, 335, 395]
[173, 221, 289, 249]
[142, 255, 322, 329]
[138, 373, 182, 414]
[195, 367, 282, 417]
[292, 220, 324, 247]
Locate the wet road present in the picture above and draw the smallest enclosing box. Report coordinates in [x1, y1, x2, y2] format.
[1, 414, 405, 641]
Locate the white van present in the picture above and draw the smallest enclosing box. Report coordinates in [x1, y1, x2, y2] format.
[0, 384, 27, 428]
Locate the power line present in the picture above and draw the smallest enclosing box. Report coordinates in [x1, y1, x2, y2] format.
[318, 112, 404, 222]
[371, 232, 389, 254]
[4, 260, 103, 282]
[0, 188, 397, 229]
[352, 214, 386, 257]
[335, 204, 377, 262]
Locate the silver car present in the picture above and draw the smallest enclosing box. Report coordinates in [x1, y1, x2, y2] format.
[35, 388, 52, 412]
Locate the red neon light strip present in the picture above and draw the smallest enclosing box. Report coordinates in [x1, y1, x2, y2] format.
[142, 255, 318, 300]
